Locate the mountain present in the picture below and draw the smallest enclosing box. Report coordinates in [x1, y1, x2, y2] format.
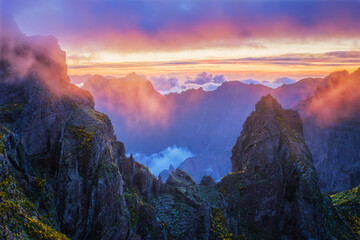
[218, 95, 357, 239]
[0, 20, 163, 239]
[220, 95, 325, 239]
[299, 69, 360, 193]
[82, 68, 360, 193]
[81, 71, 333, 183]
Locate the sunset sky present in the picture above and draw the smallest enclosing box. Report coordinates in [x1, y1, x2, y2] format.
[2, 0, 360, 84]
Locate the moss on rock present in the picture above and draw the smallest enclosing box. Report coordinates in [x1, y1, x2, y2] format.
[0, 175, 68, 239]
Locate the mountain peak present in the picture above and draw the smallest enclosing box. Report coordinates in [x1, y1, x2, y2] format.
[255, 94, 282, 113]
[221, 94, 326, 238]
[232, 95, 304, 173]
[125, 72, 147, 81]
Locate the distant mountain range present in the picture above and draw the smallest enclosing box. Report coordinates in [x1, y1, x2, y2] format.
[81, 69, 360, 192]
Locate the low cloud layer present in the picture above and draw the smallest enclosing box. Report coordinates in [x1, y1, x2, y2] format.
[149, 75, 179, 92]
[241, 77, 296, 88]
[185, 72, 226, 85]
[186, 72, 213, 85]
[146, 73, 298, 93]
[133, 145, 194, 176]
[273, 77, 296, 85]
[148, 72, 227, 93]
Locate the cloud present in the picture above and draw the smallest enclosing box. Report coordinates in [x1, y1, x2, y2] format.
[133, 145, 194, 176]
[202, 83, 221, 91]
[83, 73, 174, 130]
[240, 77, 296, 88]
[241, 79, 261, 85]
[273, 77, 296, 85]
[302, 69, 360, 127]
[5, 1, 360, 53]
[66, 50, 360, 75]
[149, 75, 179, 92]
[185, 72, 227, 86]
[185, 72, 213, 85]
[0, 15, 69, 95]
[213, 74, 226, 84]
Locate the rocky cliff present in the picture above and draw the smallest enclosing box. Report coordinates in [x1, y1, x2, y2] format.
[0, 18, 231, 240]
[0, 19, 163, 239]
[299, 69, 360, 193]
[219, 95, 357, 239]
[1, 19, 360, 240]
[219, 95, 326, 239]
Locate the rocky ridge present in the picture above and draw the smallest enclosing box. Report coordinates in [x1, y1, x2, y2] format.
[1, 20, 360, 240]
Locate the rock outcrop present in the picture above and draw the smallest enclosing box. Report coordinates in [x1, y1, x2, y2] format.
[220, 95, 327, 239]
[165, 168, 196, 187]
[299, 69, 360, 193]
[199, 176, 215, 187]
[0, 19, 164, 239]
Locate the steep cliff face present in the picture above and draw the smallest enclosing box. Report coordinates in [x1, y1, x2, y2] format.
[303, 119, 360, 193]
[0, 78, 167, 239]
[0, 19, 230, 240]
[0, 20, 165, 239]
[220, 95, 326, 239]
[299, 69, 360, 193]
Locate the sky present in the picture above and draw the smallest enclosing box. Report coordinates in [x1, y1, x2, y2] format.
[2, 0, 360, 84]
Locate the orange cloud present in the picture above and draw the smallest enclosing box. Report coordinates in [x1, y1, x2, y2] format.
[82, 74, 174, 131]
[301, 68, 360, 127]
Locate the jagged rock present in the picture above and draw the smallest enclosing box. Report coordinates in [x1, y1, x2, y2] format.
[165, 168, 196, 187]
[158, 164, 174, 182]
[220, 94, 326, 239]
[199, 176, 215, 187]
[0, 21, 161, 240]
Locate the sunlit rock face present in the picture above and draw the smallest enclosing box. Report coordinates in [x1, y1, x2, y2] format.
[220, 94, 326, 239]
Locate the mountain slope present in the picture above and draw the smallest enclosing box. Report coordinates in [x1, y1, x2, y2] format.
[0, 19, 164, 239]
[219, 95, 357, 239]
[220, 95, 325, 239]
[299, 69, 360, 192]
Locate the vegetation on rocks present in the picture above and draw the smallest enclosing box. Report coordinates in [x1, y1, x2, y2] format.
[0, 103, 24, 113]
[209, 208, 234, 240]
[0, 175, 68, 240]
[331, 185, 360, 237]
[67, 125, 95, 150]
